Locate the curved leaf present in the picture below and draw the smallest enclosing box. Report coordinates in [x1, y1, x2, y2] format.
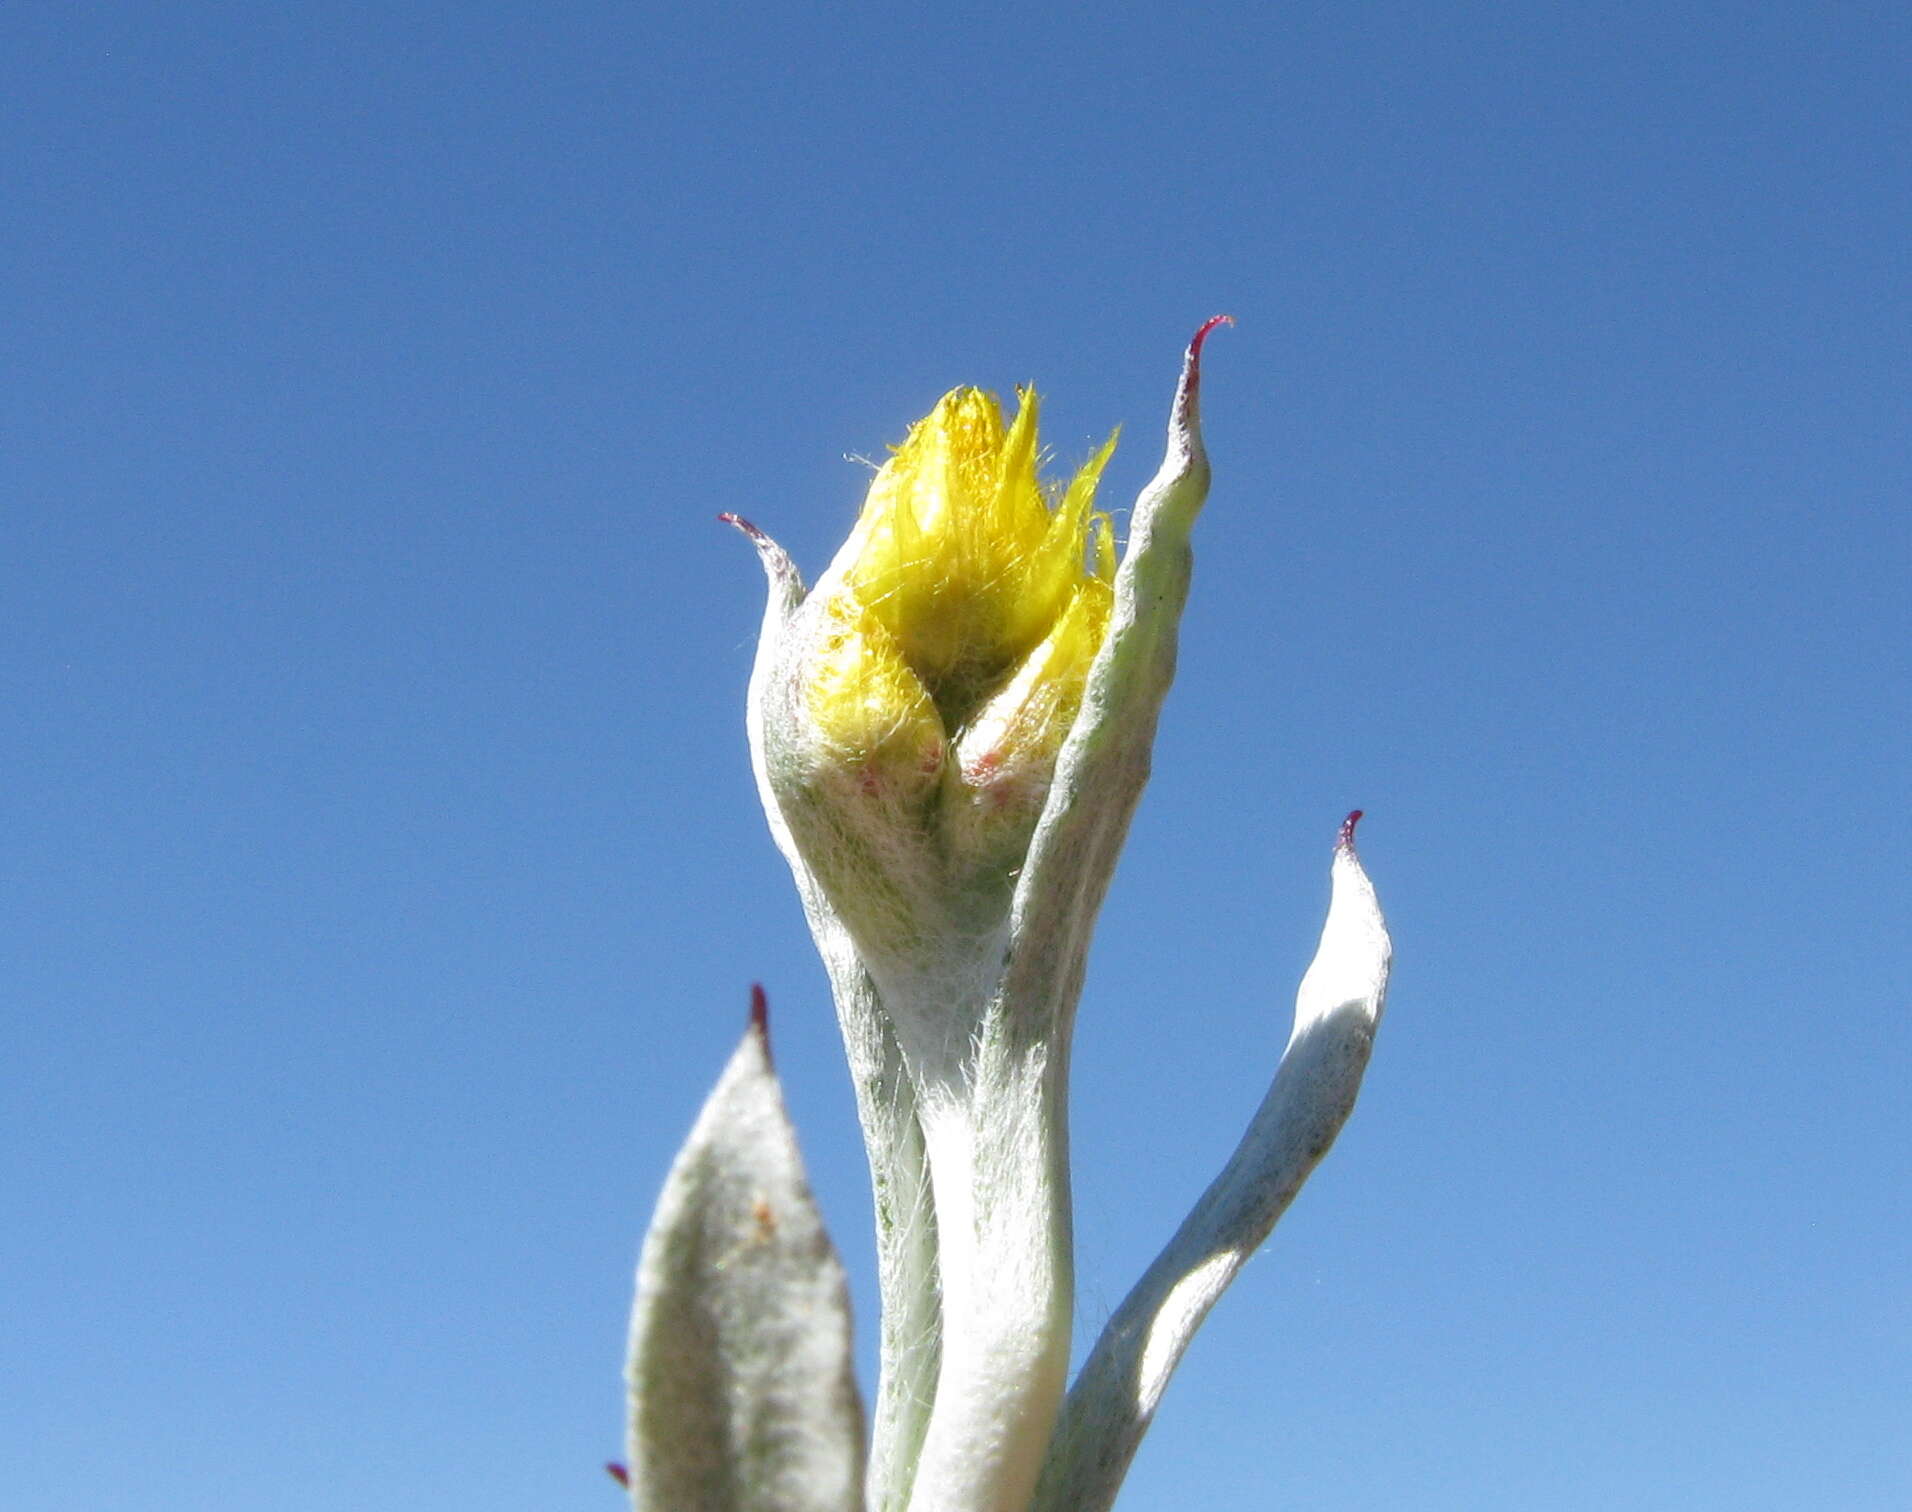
[1034, 817, 1391, 1512]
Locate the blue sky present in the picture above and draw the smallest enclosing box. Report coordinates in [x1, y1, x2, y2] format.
[5, 3, 1907, 1508]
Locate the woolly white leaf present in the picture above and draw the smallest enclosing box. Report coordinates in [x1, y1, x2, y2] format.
[728, 514, 939, 1510]
[625, 991, 867, 1512]
[1034, 815, 1391, 1512]
[1003, 315, 1232, 1045]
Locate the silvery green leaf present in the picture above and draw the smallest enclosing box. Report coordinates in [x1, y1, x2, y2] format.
[625, 989, 867, 1512]
[1034, 815, 1391, 1512]
[1004, 315, 1232, 1047]
[727, 515, 939, 1510]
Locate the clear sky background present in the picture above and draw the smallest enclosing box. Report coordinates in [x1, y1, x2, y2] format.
[5, 4, 1908, 1509]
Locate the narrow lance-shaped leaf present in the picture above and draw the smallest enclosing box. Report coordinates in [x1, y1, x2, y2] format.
[1033, 813, 1392, 1512]
[727, 513, 941, 1511]
[625, 987, 867, 1512]
[1002, 314, 1232, 1050]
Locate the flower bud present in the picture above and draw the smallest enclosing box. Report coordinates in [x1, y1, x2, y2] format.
[762, 384, 1119, 970]
[836, 387, 1113, 728]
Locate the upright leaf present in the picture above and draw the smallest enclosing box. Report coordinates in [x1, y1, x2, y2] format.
[1035, 815, 1391, 1512]
[625, 989, 867, 1512]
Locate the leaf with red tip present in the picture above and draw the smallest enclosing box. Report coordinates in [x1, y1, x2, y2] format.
[1036, 814, 1392, 1512]
[624, 992, 865, 1512]
[1007, 318, 1232, 1030]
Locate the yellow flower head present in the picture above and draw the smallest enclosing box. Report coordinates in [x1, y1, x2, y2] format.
[807, 387, 1117, 769]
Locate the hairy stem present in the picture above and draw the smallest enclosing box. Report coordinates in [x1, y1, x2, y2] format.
[905, 1035, 1073, 1512]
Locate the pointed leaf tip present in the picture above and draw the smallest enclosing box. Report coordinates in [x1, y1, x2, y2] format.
[605, 1461, 629, 1488]
[749, 982, 770, 1047]
[626, 983, 865, 1511]
[1170, 315, 1231, 437]
[1338, 809, 1364, 849]
[1191, 314, 1235, 363]
[724, 513, 805, 614]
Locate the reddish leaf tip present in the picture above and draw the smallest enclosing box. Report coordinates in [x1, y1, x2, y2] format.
[605, 1461, 630, 1487]
[1338, 809, 1364, 849]
[1180, 316, 1233, 409]
[1192, 314, 1235, 357]
[720, 511, 767, 543]
[746, 984, 774, 1067]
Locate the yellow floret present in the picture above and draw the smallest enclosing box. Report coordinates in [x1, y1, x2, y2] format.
[803, 592, 944, 779]
[836, 386, 1117, 731]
